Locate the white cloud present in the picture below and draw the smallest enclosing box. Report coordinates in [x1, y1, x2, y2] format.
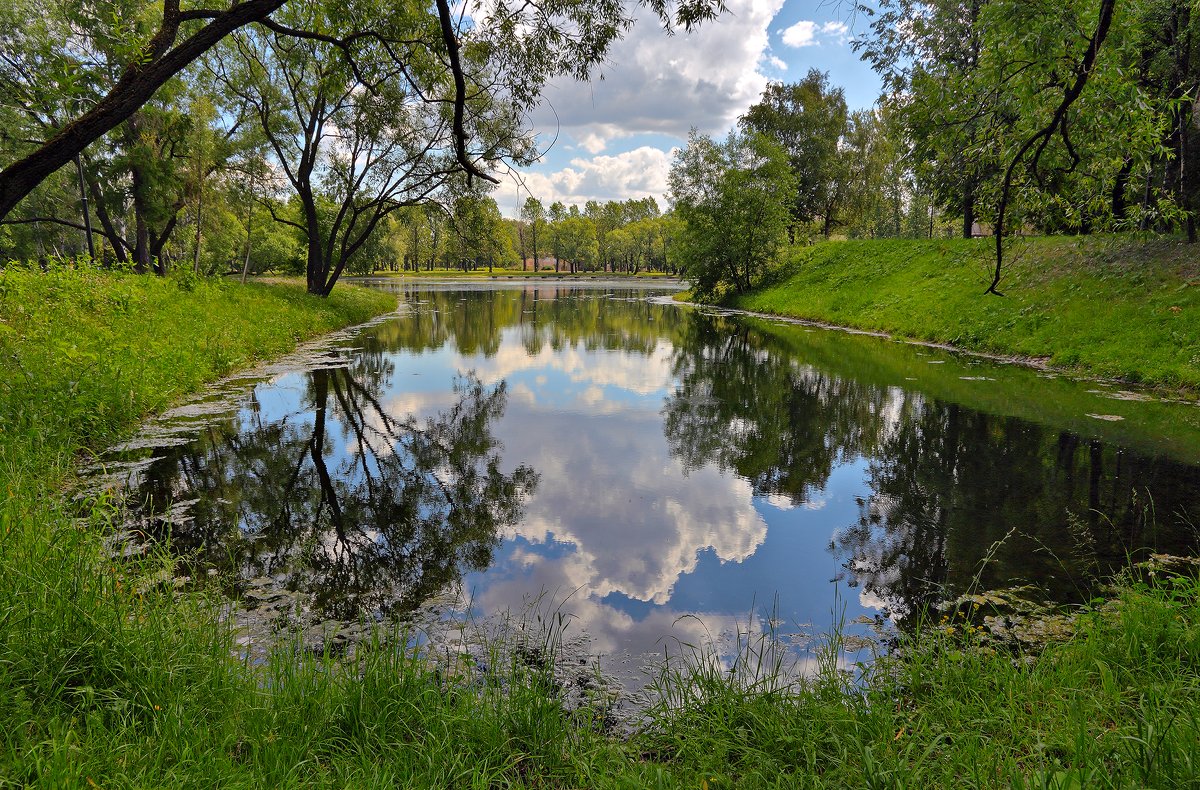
[493, 409, 768, 606]
[780, 19, 817, 47]
[821, 21, 850, 43]
[497, 0, 790, 213]
[500, 146, 675, 215]
[779, 19, 850, 49]
[529, 0, 785, 143]
[464, 336, 676, 398]
[575, 132, 610, 154]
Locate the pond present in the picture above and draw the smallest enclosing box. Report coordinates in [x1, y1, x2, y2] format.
[91, 281, 1200, 693]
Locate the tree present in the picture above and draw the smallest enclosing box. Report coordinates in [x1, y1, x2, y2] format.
[855, 0, 995, 239]
[213, 1, 509, 295]
[859, 0, 1181, 292]
[547, 201, 568, 272]
[839, 107, 911, 239]
[554, 210, 598, 273]
[0, 0, 725, 224]
[668, 130, 795, 298]
[447, 191, 516, 272]
[1120, 0, 1199, 238]
[740, 71, 847, 241]
[520, 196, 546, 271]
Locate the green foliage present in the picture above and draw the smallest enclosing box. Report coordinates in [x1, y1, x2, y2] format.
[445, 191, 517, 272]
[856, 0, 1193, 239]
[669, 130, 796, 298]
[553, 211, 599, 273]
[740, 69, 848, 238]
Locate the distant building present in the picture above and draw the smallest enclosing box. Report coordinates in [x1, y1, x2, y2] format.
[522, 257, 558, 271]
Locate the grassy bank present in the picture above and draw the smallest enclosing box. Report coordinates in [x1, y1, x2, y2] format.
[1, 264, 1197, 786]
[726, 236, 1200, 392]
[1, 266, 397, 486]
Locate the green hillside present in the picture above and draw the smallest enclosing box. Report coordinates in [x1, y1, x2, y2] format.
[727, 236, 1200, 392]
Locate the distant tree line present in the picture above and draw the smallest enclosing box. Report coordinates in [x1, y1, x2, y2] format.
[510, 196, 679, 275]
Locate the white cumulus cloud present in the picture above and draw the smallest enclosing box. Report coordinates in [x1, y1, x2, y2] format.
[779, 19, 850, 48]
[780, 19, 817, 47]
[500, 146, 676, 211]
[530, 0, 785, 144]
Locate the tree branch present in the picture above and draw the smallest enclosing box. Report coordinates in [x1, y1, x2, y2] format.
[0, 0, 288, 220]
[434, 0, 499, 185]
[987, 0, 1115, 295]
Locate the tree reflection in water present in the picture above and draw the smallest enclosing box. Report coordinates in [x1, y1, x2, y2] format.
[133, 358, 538, 621]
[664, 312, 1200, 624]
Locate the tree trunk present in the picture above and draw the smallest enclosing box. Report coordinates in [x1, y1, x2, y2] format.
[73, 155, 95, 261]
[150, 214, 178, 275]
[241, 201, 253, 284]
[961, 181, 975, 238]
[301, 187, 325, 294]
[81, 157, 129, 264]
[1111, 156, 1133, 222]
[0, 0, 287, 221]
[192, 134, 206, 275]
[192, 180, 204, 275]
[131, 170, 151, 274]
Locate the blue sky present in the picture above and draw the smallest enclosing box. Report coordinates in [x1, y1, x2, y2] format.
[494, 0, 883, 216]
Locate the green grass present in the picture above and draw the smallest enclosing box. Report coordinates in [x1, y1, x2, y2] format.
[722, 235, 1200, 393]
[637, 569, 1200, 788]
[1, 261, 1198, 786]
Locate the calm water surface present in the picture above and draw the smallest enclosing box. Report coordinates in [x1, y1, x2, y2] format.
[103, 281, 1200, 679]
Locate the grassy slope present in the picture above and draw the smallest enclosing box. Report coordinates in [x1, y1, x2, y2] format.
[0, 265, 1197, 787]
[730, 236, 1200, 391]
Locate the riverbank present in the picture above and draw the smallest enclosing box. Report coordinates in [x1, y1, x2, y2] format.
[1, 265, 1197, 786]
[723, 235, 1200, 394]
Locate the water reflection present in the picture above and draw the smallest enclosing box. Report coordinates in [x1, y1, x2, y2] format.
[839, 403, 1199, 617]
[662, 311, 1200, 621]
[111, 283, 1200, 670]
[133, 358, 537, 620]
